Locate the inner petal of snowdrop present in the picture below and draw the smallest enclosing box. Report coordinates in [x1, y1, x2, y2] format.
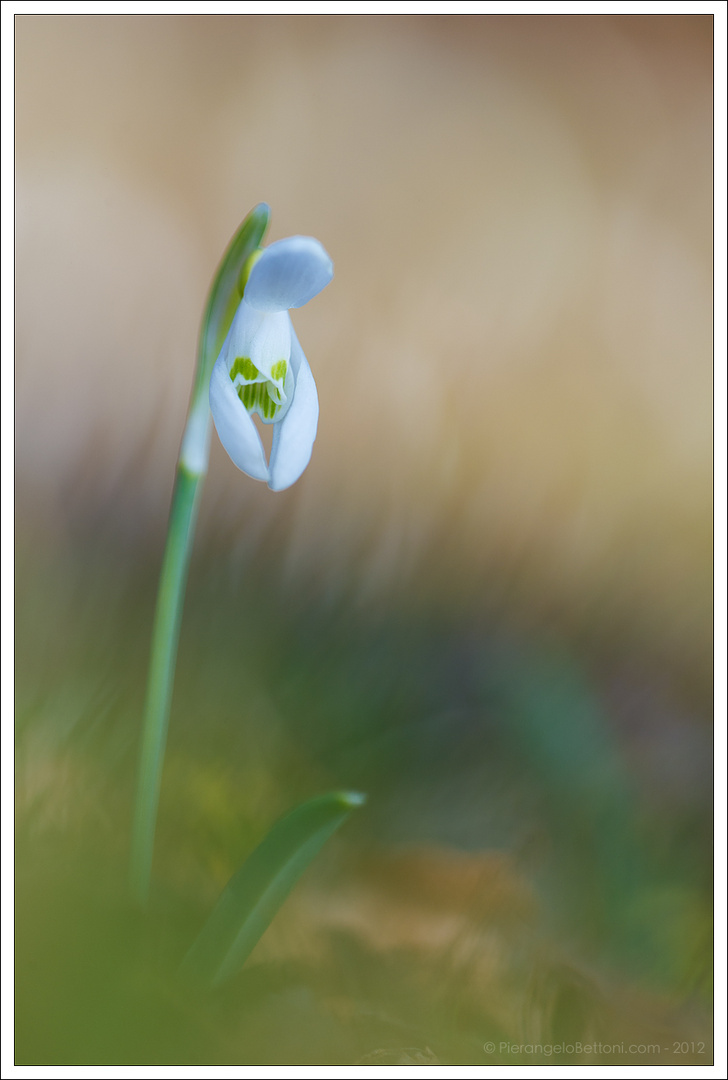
[229, 355, 294, 423]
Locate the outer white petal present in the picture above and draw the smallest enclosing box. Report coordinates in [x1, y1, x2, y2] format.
[268, 328, 319, 491]
[209, 350, 269, 481]
[244, 236, 333, 313]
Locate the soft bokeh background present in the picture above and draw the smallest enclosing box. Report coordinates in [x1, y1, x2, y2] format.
[15, 15, 713, 1065]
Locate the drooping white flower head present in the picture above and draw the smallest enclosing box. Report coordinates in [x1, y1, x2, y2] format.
[209, 236, 333, 491]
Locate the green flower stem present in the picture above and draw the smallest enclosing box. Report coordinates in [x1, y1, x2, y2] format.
[130, 203, 270, 906]
[130, 462, 203, 905]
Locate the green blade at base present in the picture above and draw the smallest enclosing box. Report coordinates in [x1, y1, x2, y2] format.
[182, 790, 366, 987]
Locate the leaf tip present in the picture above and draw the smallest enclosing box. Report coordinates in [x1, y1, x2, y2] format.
[338, 790, 367, 809]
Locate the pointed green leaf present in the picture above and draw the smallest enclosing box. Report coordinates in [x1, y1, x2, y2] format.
[182, 790, 366, 986]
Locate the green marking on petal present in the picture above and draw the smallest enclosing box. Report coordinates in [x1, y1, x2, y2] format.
[238, 378, 283, 421]
[230, 356, 259, 381]
[232, 353, 291, 423]
[270, 359, 287, 382]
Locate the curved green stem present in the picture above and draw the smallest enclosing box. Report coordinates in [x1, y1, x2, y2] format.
[129, 464, 203, 904]
[130, 203, 270, 906]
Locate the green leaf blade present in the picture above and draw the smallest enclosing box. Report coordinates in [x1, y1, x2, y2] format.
[183, 790, 366, 987]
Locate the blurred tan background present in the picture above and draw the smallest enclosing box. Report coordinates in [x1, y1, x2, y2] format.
[16, 14, 712, 685]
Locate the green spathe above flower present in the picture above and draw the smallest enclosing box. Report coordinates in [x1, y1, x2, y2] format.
[209, 235, 333, 491]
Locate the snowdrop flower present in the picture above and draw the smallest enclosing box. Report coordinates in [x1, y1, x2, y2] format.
[209, 236, 333, 491]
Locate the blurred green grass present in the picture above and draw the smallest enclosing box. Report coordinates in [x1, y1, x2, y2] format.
[15, 514, 712, 1064]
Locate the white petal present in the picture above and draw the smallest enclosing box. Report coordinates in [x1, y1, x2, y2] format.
[268, 328, 319, 491]
[226, 298, 266, 353]
[209, 351, 269, 481]
[226, 300, 291, 384]
[244, 236, 333, 313]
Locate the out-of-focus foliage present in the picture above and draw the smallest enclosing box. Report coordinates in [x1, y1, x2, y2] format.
[15, 522, 712, 1063]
